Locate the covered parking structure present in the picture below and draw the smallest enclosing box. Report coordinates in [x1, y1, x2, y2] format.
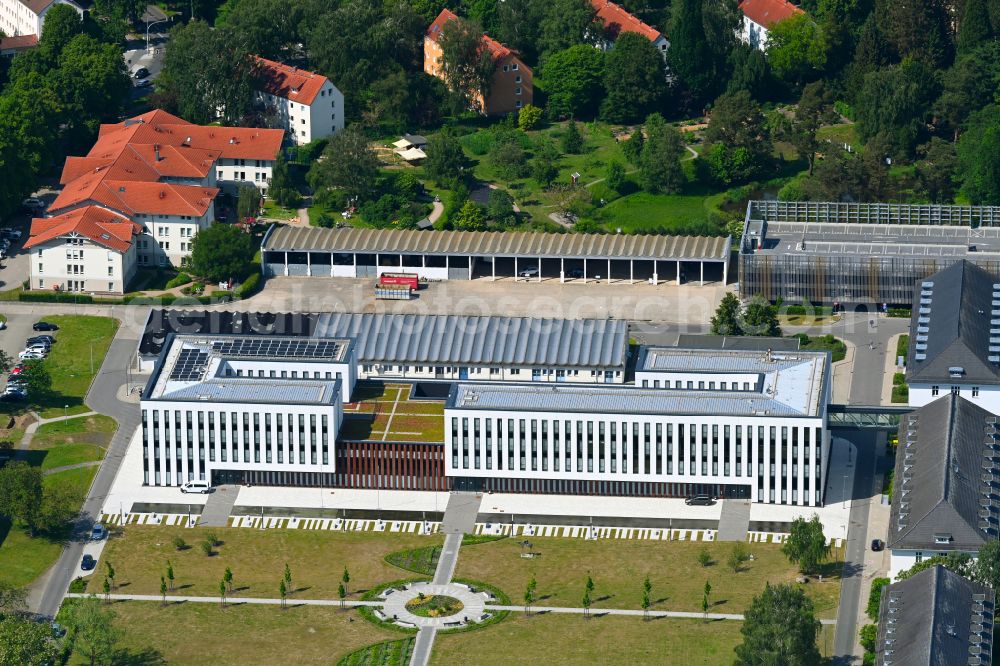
[261, 225, 731, 285]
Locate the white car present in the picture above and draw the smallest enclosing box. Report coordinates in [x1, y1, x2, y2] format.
[18, 350, 44, 360]
[518, 266, 540, 278]
[180, 480, 212, 494]
[0, 320, 6, 330]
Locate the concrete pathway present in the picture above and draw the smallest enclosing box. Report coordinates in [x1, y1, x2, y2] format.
[716, 499, 751, 541]
[199, 485, 240, 527]
[428, 201, 444, 224]
[440, 492, 482, 534]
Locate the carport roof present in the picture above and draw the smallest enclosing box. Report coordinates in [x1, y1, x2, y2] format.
[262, 225, 731, 262]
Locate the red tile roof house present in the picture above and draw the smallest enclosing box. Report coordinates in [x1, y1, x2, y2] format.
[590, 0, 669, 58]
[424, 9, 533, 116]
[738, 0, 803, 50]
[27, 109, 283, 291]
[0, 0, 81, 48]
[252, 56, 344, 146]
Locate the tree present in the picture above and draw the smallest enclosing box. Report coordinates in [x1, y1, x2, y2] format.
[102, 578, 110, 603]
[532, 154, 559, 189]
[856, 59, 938, 156]
[64, 595, 122, 666]
[20, 360, 51, 404]
[727, 44, 772, 101]
[268, 155, 300, 209]
[973, 539, 1000, 589]
[437, 16, 495, 110]
[338, 582, 346, 609]
[451, 200, 488, 231]
[957, 106, 1000, 205]
[524, 576, 537, 614]
[279, 580, 287, 609]
[216, 0, 303, 59]
[219, 579, 227, 607]
[35, 478, 81, 533]
[600, 32, 667, 123]
[486, 189, 515, 226]
[697, 547, 712, 567]
[518, 104, 543, 131]
[641, 576, 652, 620]
[38, 4, 82, 60]
[711, 293, 743, 335]
[424, 127, 468, 187]
[200, 540, 213, 557]
[236, 184, 259, 221]
[875, 0, 952, 68]
[916, 138, 958, 203]
[539, 0, 594, 57]
[489, 140, 528, 181]
[791, 82, 835, 175]
[0, 461, 42, 532]
[561, 119, 583, 154]
[166, 561, 175, 592]
[734, 584, 821, 666]
[668, 0, 716, 110]
[638, 114, 685, 194]
[958, 0, 993, 53]
[0, 583, 27, 615]
[622, 130, 643, 164]
[160, 577, 167, 607]
[0, 614, 59, 666]
[728, 541, 750, 573]
[741, 295, 782, 337]
[936, 42, 1000, 138]
[105, 562, 115, 592]
[172, 537, 186, 552]
[782, 515, 830, 575]
[866, 577, 889, 620]
[605, 161, 625, 193]
[308, 127, 379, 200]
[223, 567, 233, 594]
[703, 90, 772, 185]
[341, 567, 350, 596]
[543, 45, 605, 119]
[582, 588, 591, 618]
[702, 580, 712, 619]
[859, 623, 878, 655]
[284, 563, 293, 596]
[766, 14, 827, 87]
[190, 223, 255, 283]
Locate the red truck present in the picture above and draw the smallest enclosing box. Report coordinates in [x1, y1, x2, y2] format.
[378, 272, 422, 291]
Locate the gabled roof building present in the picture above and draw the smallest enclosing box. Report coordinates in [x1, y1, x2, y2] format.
[590, 0, 668, 56]
[738, 0, 803, 50]
[252, 56, 344, 146]
[888, 394, 1000, 577]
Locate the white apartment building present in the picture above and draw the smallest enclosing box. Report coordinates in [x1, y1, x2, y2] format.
[737, 0, 802, 50]
[253, 56, 343, 146]
[445, 348, 831, 505]
[26, 206, 141, 294]
[0, 0, 80, 41]
[140, 334, 356, 487]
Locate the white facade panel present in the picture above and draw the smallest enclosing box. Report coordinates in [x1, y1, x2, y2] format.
[29, 235, 136, 294]
[909, 383, 1000, 415]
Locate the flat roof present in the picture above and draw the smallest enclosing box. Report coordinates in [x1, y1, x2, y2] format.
[145, 334, 344, 405]
[263, 225, 731, 262]
[674, 334, 800, 351]
[637, 347, 824, 374]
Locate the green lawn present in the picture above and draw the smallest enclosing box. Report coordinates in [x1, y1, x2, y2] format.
[262, 200, 300, 220]
[591, 191, 724, 235]
[29, 414, 116, 471]
[454, 537, 843, 619]
[431, 613, 744, 665]
[44, 465, 98, 498]
[88, 525, 443, 599]
[817, 122, 860, 152]
[32, 315, 119, 419]
[791, 334, 848, 363]
[62, 601, 397, 666]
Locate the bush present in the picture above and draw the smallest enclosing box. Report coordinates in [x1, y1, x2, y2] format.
[18, 291, 94, 304]
[463, 131, 494, 156]
[895, 334, 909, 360]
[866, 578, 889, 620]
[205, 532, 221, 547]
[69, 577, 87, 593]
[235, 272, 261, 299]
[173, 536, 187, 551]
[886, 308, 910, 318]
[200, 540, 213, 557]
[165, 272, 191, 290]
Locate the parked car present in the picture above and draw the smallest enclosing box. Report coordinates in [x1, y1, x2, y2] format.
[180, 480, 212, 494]
[133, 67, 149, 79]
[518, 266, 540, 278]
[10, 364, 24, 375]
[567, 268, 585, 279]
[2, 228, 23, 240]
[1, 389, 26, 402]
[135, 78, 152, 88]
[80, 554, 96, 571]
[26, 335, 54, 346]
[21, 197, 44, 212]
[871, 539, 885, 552]
[18, 350, 45, 360]
[90, 523, 106, 541]
[0, 320, 6, 330]
[25, 342, 49, 354]
[684, 495, 716, 506]
[33, 321, 58, 331]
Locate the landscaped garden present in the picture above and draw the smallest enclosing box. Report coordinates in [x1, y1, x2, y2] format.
[406, 594, 463, 618]
[341, 383, 445, 443]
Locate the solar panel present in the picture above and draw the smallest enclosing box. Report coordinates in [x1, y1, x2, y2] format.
[169, 348, 209, 381]
[210, 338, 342, 359]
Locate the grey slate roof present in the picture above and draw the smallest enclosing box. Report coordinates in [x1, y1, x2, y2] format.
[888, 394, 1000, 552]
[314, 313, 628, 368]
[262, 225, 731, 262]
[906, 260, 1000, 385]
[876, 565, 994, 666]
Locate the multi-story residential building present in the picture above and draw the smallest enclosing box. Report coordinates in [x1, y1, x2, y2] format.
[0, 0, 80, 42]
[253, 56, 343, 146]
[444, 348, 831, 505]
[737, 0, 803, 50]
[875, 565, 994, 666]
[887, 394, 1000, 578]
[30, 110, 284, 288]
[25, 206, 142, 293]
[905, 261, 1000, 414]
[140, 333, 356, 487]
[424, 9, 533, 115]
[591, 0, 669, 57]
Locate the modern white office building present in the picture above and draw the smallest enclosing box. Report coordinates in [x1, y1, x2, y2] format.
[444, 347, 831, 505]
[140, 334, 355, 487]
[253, 57, 343, 145]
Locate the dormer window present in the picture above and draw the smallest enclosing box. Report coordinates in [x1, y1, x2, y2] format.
[933, 533, 952, 544]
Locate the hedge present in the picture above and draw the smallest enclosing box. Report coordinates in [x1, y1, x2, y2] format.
[16, 291, 234, 305]
[235, 272, 262, 298]
[165, 272, 191, 289]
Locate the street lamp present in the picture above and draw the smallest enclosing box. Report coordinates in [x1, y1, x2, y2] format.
[146, 18, 170, 54]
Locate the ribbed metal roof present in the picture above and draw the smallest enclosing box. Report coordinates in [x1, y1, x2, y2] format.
[314, 313, 628, 368]
[263, 225, 730, 262]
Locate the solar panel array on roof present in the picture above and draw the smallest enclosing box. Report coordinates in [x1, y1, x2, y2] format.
[169, 348, 209, 381]
[210, 338, 342, 359]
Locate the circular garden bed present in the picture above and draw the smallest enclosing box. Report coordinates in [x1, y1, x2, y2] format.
[404, 594, 464, 618]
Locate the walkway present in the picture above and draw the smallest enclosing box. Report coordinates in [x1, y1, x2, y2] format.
[199, 485, 241, 527]
[15, 410, 99, 456]
[716, 499, 751, 542]
[43, 461, 102, 476]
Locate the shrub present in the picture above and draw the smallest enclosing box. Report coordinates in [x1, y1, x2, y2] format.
[200, 540, 213, 556]
[463, 131, 494, 156]
[235, 273, 261, 299]
[18, 291, 94, 304]
[173, 536, 187, 551]
[866, 578, 889, 620]
[165, 272, 191, 290]
[205, 532, 221, 547]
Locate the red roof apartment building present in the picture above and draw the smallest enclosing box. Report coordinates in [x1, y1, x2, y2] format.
[252, 56, 344, 146]
[738, 0, 803, 50]
[591, 0, 669, 57]
[424, 9, 532, 116]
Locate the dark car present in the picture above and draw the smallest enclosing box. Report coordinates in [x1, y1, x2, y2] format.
[568, 268, 585, 279]
[90, 523, 106, 541]
[871, 539, 885, 552]
[684, 495, 716, 506]
[133, 67, 149, 79]
[0, 390, 26, 402]
[27, 335, 55, 346]
[81, 554, 96, 571]
[32, 321, 58, 331]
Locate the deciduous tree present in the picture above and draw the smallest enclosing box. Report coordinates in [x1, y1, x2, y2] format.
[916, 138, 958, 204]
[308, 127, 379, 200]
[600, 32, 666, 123]
[781, 514, 830, 574]
[766, 14, 827, 87]
[539, 0, 594, 58]
[957, 106, 1000, 205]
[438, 15, 494, 111]
[543, 45, 605, 119]
[702, 90, 771, 185]
[0, 614, 59, 666]
[63, 596, 122, 666]
[735, 584, 822, 666]
[0, 461, 42, 532]
[190, 223, 255, 283]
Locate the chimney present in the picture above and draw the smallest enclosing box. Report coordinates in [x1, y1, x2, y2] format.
[159, 190, 166, 199]
[154, 144, 161, 161]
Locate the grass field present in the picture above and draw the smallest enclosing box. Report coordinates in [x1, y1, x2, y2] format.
[29, 414, 116, 471]
[591, 191, 722, 235]
[87, 525, 443, 599]
[34, 315, 119, 419]
[63, 601, 396, 666]
[342, 383, 445, 443]
[431, 613, 744, 665]
[454, 538, 842, 619]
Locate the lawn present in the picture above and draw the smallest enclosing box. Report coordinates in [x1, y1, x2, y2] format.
[453, 538, 843, 619]
[29, 414, 116, 471]
[342, 383, 445, 443]
[63, 601, 396, 666]
[44, 465, 98, 497]
[262, 200, 300, 221]
[431, 613, 744, 666]
[591, 191, 723, 235]
[87, 525, 443, 599]
[791, 334, 848, 363]
[32, 315, 119, 418]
